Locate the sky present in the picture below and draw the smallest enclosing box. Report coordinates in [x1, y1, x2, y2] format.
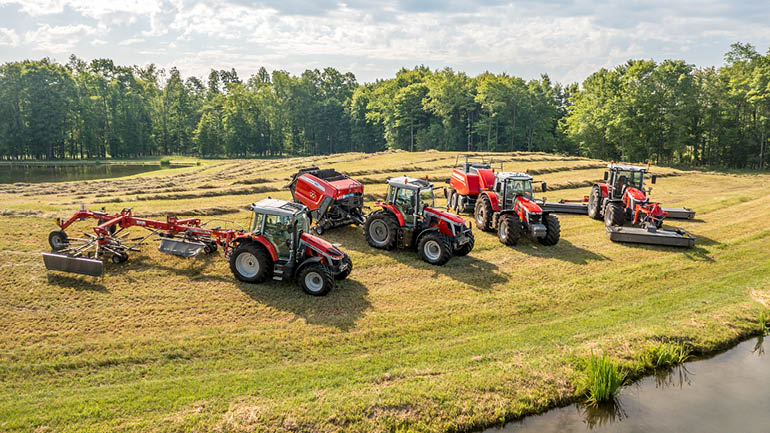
[0, 0, 769, 85]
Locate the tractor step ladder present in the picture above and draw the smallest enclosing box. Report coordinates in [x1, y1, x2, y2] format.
[273, 259, 290, 281]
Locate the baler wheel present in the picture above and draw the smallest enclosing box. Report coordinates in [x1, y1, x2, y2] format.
[604, 203, 625, 227]
[538, 214, 561, 246]
[418, 232, 452, 266]
[335, 253, 353, 280]
[474, 196, 493, 232]
[454, 231, 475, 256]
[48, 230, 69, 250]
[364, 210, 398, 250]
[498, 214, 521, 246]
[298, 263, 333, 296]
[229, 243, 272, 283]
[588, 185, 602, 220]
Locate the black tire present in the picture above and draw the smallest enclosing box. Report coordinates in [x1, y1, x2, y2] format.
[453, 231, 474, 256]
[364, 210, 398, 250]
[587, 185, 603, 220]
[474, 195, 493, 232]
[538, 214, 561, 246]
[229, 242, 272, 283]
[498, 214, 521, 246]
[298, 263, 334, 296]
[447, 189, 456, 212]
[111, 252, 128, 264]
[335, 253, 353, 280]
[48, 230, 69, 250]
[418, 232, 452, 266]
[604, 203, 625, 227]
[203, 241, 218, 254]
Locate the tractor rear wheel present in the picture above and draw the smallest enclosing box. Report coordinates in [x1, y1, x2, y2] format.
[498, 214, 521, 246]
[453, 231, 474, 256]
[447, 189, 456, 212]
[334, 253, 353, 280]
[587, 185, 602, 220]
[364, 210, 398, 250]
[229, 242, 272, 283]
[538, 214, 561, 246]
[48, 230, 69, 250]
[604, 203, 625, 227]
[299, 263, 334, 296]
[418, 232, 452, 266]
[474, 196, 493, 232]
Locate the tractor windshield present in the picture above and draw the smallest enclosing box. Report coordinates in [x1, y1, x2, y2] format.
[250, 213, 264, 233]
[418, 188, 434, 211]
[297, 213, 311, 234]
[264, 214, 292, 258]
[614, 170, 644, 191]
[505, 179, 533, 197]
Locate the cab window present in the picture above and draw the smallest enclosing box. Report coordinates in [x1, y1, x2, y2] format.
[419, 188, 434, 212]
[251, 213, 264, 233]
[264, 214, 292, 258]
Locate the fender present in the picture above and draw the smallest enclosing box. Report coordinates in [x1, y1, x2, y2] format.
[480, 191, 501, 212]
[415, 226, 440, 246]
[296, 255, 325, 276]
[376, 202, 405, 227]
[598, 183, 610, 198]
[234, 234, 278, 262]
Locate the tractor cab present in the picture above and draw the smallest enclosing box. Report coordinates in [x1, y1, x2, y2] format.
[249, 198, 310, 259]
[604, 164, 656, 199]
[385, 176, 435, 226]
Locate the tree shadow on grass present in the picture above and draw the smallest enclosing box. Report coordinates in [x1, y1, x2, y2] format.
[47, 274, 108, 293]
[128, 253, 371, 331]
[514, 238, 609, 264]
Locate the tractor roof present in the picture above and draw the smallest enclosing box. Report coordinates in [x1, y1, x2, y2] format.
[250, 198, 306, 217]
[608, 163, 647, 172]
[388, 176, 433, 190]
[496, 171, 532, 181]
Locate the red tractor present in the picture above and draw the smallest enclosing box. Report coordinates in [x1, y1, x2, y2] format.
[289, 167, 366, 235]
[44, 198, 351, 296]
[363, 176, 474, 265]
[474, 172, 560, 246]
[587, 164, 665, 229]
[446, 155, 498, 213]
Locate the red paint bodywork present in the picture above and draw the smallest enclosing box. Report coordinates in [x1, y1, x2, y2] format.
[481, 191, 501, 212]
[450, 167, 495, 195]
[376, 202, 405, 226]
[293, 172, 363, 211]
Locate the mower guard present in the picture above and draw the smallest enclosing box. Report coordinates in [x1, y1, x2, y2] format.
[661, 207, 696, 219]
[538, 201, 589, 215]
[606, 225, 695, 248]
[158, 238, 206, 257]
[42, 252, 104, 277]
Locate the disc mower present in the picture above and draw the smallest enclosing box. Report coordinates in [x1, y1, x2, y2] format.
[43, 199, 352, 296]
[289, 167, 366, 235]
[473, 171, 560, 246]
[540, 163, 695, 247]
[363, 176, 474, 265]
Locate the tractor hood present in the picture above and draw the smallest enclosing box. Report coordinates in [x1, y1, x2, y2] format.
[299, 232, 344, 257]
[625, 187, 647, 201]
[516, 196, 542, 214]
[425, 207, 466, 225]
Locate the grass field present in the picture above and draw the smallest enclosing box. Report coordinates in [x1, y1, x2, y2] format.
[1, 151, 769, 433]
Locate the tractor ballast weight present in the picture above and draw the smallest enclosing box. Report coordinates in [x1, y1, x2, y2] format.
[447, 155, 501, 213]
[43, 200, 352, 296]
[474, 171, 560, 246]
[289, 167, 366, 235]
[363, 176, 474, 266]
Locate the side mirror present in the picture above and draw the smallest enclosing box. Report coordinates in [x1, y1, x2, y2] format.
[541, 182, 547, 193]
[603, 171, 609, 181]
[443, 187, 448, 198]
[651, 175, 657, 184]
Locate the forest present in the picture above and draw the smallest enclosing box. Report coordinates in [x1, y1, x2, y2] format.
[0, 42, 768, 169]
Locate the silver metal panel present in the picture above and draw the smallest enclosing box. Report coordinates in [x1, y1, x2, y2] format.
[42, 253, 104, 276]
[606, 226, 696, 248]
[539, 202, 589, 215]
[662, 207, 696, 219]
[158, 238, 205, 257]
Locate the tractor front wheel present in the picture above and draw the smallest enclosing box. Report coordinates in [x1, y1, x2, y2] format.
[364, 210, 398, 250]
[454, 231, 474, 256]
[48, 230, 69, 250]
[498, 214, 521, 246]
[334, 253, 353, 281]
[418, 232, 452, 266]
[587, 185, 602, 220]
[298, 263, 334, 296]
[538, 214, 561, 246]
[474, 196, 493, 232]
[229, 243, 272, 283]
[604, 203, 625, 227]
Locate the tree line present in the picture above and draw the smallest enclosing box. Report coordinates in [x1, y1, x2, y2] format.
[0, 43, 767, 169]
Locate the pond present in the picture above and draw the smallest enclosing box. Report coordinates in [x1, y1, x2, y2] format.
[486, 336, 768, 433]
[0, 163, 182, 184]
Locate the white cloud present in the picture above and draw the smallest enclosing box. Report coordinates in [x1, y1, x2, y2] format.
[0, 27, 20, 46]
[118, 37, 144, 46]
[23, 23, 98, 52]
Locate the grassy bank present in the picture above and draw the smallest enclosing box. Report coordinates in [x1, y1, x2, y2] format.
[0, 151, 768, 432]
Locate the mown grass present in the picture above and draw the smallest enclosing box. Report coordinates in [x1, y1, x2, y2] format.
[0, 151, 769, 432]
